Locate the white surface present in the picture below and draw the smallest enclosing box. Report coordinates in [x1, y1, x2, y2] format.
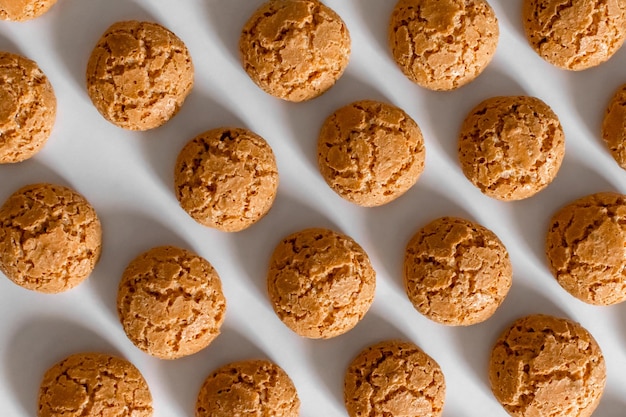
[0, 0, 625, 416]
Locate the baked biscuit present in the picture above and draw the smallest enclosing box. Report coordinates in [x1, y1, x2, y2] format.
[0, 0, 57, 21]
[318, 100, 425, 207]
[239, 0, 351, 102]
[0, 183, 102, 293]
[458, 96, 565, 201]
[489, 314, 606, 417]
[267, 228, 375, 339]
[86, 20, 194, 130]
[602, 83, 626, 169]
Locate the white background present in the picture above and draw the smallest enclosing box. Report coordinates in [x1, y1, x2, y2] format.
[0, 0, 625, 416]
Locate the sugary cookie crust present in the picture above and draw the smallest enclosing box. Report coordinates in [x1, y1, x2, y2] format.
[0, 0, 57, 21]
[602, 83, 626, 169]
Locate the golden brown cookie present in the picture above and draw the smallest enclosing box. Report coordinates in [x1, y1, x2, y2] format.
[546, 192, 626, 306]
[267, 228, 376, 339]
[38, 352, 153, 417]
[602, 83, 626, 169]
[458, 96, 565, 201]
[0, 0, 57, 21]
[344, 340, 445, 417]
[196, 359, 300, 417]
[0, 52, 56, 164]
[0, 183, 102, 293]
[404, 217, 512, 326]
[117, 246, 226, 359]
[489, 314, 606, 417]
[388, 0, 499, 91]
[522, 0, 626, 71]
[239, 0, 351, 102]
[175, 127, 279, 232]
[86, 20, 194, 130]
[317, 100, 425, 207]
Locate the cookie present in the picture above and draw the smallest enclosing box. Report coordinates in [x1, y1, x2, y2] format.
[404, 217, 512, 326]
[175, 127, 279, 232]
[522, 0, 626, 71]
[602, 83, 626, 169]
[0, 52, 56, 164]
[489, 314, 606, 417]
[344, 340, 445, 417]
[388, 0, 499, 91]
[86, 20, 194, 130]
[458, 96, 565, 201]
[38, 352, 153, 417]
[239, 0, 351, 102]
[0, 183, 102, 293]
[0, 0, 57, 21]
[196, 359, 300, 417]
[117, 246, 226, 359]
[546, 192, 626, 306]
[317, 100, 425, 207]
[267, 228, 375, 339]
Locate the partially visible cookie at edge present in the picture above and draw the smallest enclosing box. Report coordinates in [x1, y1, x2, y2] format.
[0, 0, 57, 21]
[602, 83, 626, 169]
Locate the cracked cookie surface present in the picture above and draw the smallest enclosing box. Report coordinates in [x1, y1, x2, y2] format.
[0, 52, 56, 163]
[404, 216, 512, 326]
[489, 314, 606, 417]
[86, 20, 194, 130]
[38, 352, 153, 417]
[318, 100, 425, 207]
[0, 183, 102, 293]
[0, 0, 57, 21]
[602, 83, 626, 169]
[388, 0, 499, 91]
[267, 228, 375, 339]
[117, 246, 226, 359]
[239, 0, 351, 102]
[522, 0, 626, 70]
[175, 127, 279, 232]
[546, 192, 626, 305]
[196, 359, 300, 417]
[458, 96, 565, 201]
[344, 340, 445, 417]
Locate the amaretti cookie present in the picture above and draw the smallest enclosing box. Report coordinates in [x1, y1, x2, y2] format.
[404, 217, 512, 326]
[344, 340, 445, 417]
[0, 183, 102, 293]
[117, 246, 226, 359]
[389, 0, 499, 91]
[489, 314, 606, 417]
[523, 0, 626, 70]
[267, 228, 375, 339]
[86, 20, 194, 130]
[0, 0, 57, 21]
[318, 100, 425, 207]
[0, 52, 56, 164]
[175, 127, 279, 232]
[38, 352, 153, 417]
[546, 192, 626, 306]
[458, 96, 565, 201]
[196, 359, 300, 417]
[239, 0, 351, 102]
[602, 83, 626, 169]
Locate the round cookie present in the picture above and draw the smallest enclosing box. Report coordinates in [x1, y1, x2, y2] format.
[117, 246, 226, 359]
[458, 96, 565, 201]
[239, 0, 351, 102]
[38, 352, 153, 417]
[317, 100, 425, 207]
[344, 340, 445, 417]
[175, 127, 279, 232]
[522, 0, 626, 71]
[388, 0, 499, 91]
[489, 314, 606, 417]
[546, 192, 626, 305]
[404, 217, 512, 326]
[196, 359, 300, 417]
[267, 228, 375, 339]
[86, 20, 194, 130]
[602, 83, 626, 169]
[0, 183, 102, 293]
[0, 52, 56, 164]
[0, 0, 57, 21]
